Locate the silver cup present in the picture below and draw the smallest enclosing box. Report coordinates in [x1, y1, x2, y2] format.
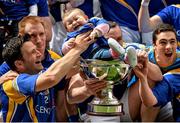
[80, 59, 131, 116]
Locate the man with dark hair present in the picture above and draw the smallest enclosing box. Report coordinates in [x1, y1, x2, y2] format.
[133, 48, 180, 122]
[149, 24, 179, 73]
[1, 29, 93, 122]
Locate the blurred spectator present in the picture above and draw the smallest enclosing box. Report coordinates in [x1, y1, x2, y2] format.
[99, 0, 179, 45]
[0, 0, 38, 64]
[138, 1, 180, 46]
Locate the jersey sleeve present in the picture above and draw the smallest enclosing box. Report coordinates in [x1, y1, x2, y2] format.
[37, 0, 49, 17]
[152, 76, 173, 106]
[26, 0, 39, 5]
[2, 73, 38, 104]
[156, 5, 174, 24]
[15, 74, 38, 96]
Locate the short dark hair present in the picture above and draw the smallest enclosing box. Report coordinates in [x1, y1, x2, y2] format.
[2, 34, 31, 71]
[152, 24, 177, 44]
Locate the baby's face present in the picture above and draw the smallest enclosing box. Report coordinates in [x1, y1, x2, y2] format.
[64, 11, 88, 32]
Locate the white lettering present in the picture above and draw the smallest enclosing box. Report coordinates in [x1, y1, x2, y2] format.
[44, 96, 49, 104]
[35, 105, 55, 114]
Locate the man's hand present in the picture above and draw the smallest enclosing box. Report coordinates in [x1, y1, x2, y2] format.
[83, 78, 107, 97]
[74, 31, 93, 53]
[133, 50, 148, 82]
[0, 71, 18, 85]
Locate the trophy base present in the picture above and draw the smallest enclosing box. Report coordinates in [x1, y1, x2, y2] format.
[87, 103, 124, 116]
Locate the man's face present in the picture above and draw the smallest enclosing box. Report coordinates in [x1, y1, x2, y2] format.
[154, 31, 177, 67]
[64, 10, 88, 32]
[24, 23, 46, 60]
[21, 42, 43, 74]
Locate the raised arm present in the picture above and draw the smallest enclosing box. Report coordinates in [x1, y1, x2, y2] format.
[35, 32, 93, 92]
[133, 50, 158, 107]
[138, 0, 163, 32]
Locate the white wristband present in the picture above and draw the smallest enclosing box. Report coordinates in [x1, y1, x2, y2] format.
[141, 1, 150, 7]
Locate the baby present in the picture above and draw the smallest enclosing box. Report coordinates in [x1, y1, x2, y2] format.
[61, 8, 112, 59]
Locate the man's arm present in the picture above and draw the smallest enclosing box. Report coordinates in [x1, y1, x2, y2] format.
[147, 61, 163, 82]
[133, 50, 158, 107]
[138, 0, 163, 32]
[138, 75, 158, 107]
[35, 32, 93, 92]
[67, 72, 106, 104]
[67, 73, 90, 104]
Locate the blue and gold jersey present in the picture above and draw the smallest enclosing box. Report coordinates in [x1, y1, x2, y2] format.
[148, 47, 180, 74]
[99, 0, 178, 31]
[0, 50, 65, 122]
[128, 46, 180, 89]
[1, 72, 56, 122]
[152, 68, 180, 121]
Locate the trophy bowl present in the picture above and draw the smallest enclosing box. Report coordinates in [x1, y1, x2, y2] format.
[80, 59, 131, 117]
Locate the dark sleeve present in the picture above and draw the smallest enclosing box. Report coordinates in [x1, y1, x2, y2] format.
[16, 74, 39, 96]
[37, 0, 49, 16]
[26, 0, 38, 5]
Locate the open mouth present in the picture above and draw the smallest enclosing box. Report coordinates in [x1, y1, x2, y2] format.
[35, 61, 41, 64]
[164, 53, 173, 57]
[74, 25, 80, 31]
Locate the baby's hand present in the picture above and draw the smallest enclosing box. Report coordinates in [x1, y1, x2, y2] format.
[90, 29, 102, 41]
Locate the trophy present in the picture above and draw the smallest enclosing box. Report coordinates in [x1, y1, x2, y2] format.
[80, 59, 131, 119]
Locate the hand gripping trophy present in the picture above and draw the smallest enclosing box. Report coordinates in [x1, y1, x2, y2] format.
[80, 38, 137, 122]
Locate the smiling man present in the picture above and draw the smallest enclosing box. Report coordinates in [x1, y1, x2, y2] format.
[139, 23, 180, 121]
[148, 24, 180, 73]
[0, 30, 93, 122]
